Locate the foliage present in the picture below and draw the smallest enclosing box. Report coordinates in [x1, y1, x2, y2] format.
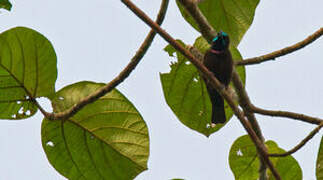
[176, 0, 259, 47]
[0, 27, 57, 119]
[42, 81, 149, 180]
[0, 0, 11, 11]
[229, 135, 302, 180]
[316, 137, 323, 179]
[0, 0, 321, 180]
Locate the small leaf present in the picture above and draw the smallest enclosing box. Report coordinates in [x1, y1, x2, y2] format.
[176, 0, 260, 47]
[0, 27, 57, 120]
[266, 141, 302, 180]
[229, 135, 259, 180]
[42, 81, 149, 180]
[316, 136, 323, 179]
[160, 37, 245, 137]
[229, 135, 302, 180]
[0, 0, 12, 11]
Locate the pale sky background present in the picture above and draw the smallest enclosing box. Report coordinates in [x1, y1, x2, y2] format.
[0, 0, 323, 179]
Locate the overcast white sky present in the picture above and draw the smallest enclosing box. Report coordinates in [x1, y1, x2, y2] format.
[0, 0, 323, 179]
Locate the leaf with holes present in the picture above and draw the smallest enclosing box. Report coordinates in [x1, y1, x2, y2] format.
[316, 136, 323, 179]
[229, 135, 302, 180]
[0, 0, 11, 11]
[160, 37, 245, 137]
[41, 81, 149, 180]
[0, 27, 57, 120]
[176, 0, 259, 47]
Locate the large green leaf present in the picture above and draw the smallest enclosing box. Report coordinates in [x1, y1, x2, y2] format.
[316, 136, 323, 179]
[160, 37, 245, 137]
[176, 0, 259, 47]
[229, 135, 302, 180]
[42, 81, 149, 180]
[0, 27, 57, 120]
[0, 0, 11, 11]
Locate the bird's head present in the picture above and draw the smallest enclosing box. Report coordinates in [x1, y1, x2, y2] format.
[211, 31, 230, 51]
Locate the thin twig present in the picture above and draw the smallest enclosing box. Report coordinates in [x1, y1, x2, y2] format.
[35, 0, 170, 120]
[236, 27, 323, 66]
[251, 105, 323, 125]
[121, 0, 281, 179]
[269, 122, 323, 157]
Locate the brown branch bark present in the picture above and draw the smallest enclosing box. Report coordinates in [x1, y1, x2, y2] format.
[236, 27, 323, 66]
[231, 71, 268, 179]
[250, 105, 323, 125]
[121, 0, 281, 179]
[269, 122, 323, 157]
[35, 0, 170, 120]
[176, 0, 216, 43]
[231, 71, 264, 141]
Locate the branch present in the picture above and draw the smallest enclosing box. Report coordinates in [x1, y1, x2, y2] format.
[236, 27, 323, 66]
[36, 0, 170, 120]
[231, 71, 267, 179]
[176, 0, 216, 43]
[121, 0, 281, 179]
[269, 122, 323, 157]
[250, 105, 323, 125]
[231, 71, 264, 141]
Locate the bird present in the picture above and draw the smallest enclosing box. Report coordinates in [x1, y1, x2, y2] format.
[203, 31, 233, 124]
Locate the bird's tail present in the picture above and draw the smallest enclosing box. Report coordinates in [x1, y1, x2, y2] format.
[212, 100, 226, 124]
[208, 89, 226, 124]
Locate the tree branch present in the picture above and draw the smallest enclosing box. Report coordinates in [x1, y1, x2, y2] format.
[176, 0, 216, 43]
[231, 71, 268, 179]
[236, 27, 323, 66]
[269, 122, 323, 157]
[250, 105, 323, 125]
[231, 71, 264, 141]
[121, 0, 281, 179]
[35, 0, 170, 120]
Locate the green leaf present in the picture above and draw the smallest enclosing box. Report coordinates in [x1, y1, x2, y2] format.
[229, 135, 302, 180]
[0, 0, 12, 11]
[0, 27, 57, 120]
[176, 0, 259, 47]
[160, 37, 245, 137]
[229, 135, 259, 180]
[316, 136, 323, 179]
[266, 141, 302, 180]
[41, 81, 149, 180]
